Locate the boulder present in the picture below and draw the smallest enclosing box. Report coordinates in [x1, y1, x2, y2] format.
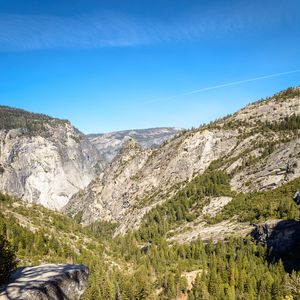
[0, 264, 89, 300]
[252, 219, 300, 271]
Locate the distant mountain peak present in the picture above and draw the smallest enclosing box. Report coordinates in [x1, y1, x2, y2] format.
[88, 127, 182, 165]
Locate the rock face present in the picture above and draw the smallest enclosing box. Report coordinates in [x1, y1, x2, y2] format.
[0, 264, 89, 300]
[252, 220, 300, 271]
[65, 87, 300, 235]
[168, 220, 252, 244]
[0, 106, 102, 210]
[229, 139, 300, 193]
[228, 87, 300, 192]
[231, 88, 300, 124]
[88, 127, 181, 165]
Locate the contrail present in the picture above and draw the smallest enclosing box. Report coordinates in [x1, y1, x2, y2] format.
[146, 68, 300, 104]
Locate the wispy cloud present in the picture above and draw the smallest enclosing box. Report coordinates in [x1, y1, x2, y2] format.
[145, 69, 300, 104]
[0, 1, 299, 51]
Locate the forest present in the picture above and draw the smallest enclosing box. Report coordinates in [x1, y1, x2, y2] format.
[0, 106, 69, 135]
[1, 163, 300, 299]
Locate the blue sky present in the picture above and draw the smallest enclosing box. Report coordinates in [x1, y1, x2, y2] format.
[0, 0, 300, 133]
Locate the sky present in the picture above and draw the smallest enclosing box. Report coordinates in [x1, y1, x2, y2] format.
[0, 0, 300, 133]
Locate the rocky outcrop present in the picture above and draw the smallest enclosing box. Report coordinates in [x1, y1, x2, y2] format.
[0, 264, 89, 300]
[230, 138, 300, 192]
[252, 219, 300, 271]
[0, 107, 102, 210]
[88, 127, 181, 164]
[169, 220, 252, 244]
[231, 87, 300, 124]
[201, 196, 233, 217]
[224, 88, 300, 192]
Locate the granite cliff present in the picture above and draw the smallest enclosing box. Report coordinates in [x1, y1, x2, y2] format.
[0, 106, 102, 210]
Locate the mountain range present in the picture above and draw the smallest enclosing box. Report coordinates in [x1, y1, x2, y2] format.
[87, 127, 181, 165]
[0, 87, 300, 299]
[0, 107, 179, 210]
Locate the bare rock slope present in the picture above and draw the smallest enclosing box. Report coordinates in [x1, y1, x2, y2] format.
[0, 106, 102, 210]
[66, 129, 237, 229]
[65, 87, 300, 235]
[0, 264, 89, 300]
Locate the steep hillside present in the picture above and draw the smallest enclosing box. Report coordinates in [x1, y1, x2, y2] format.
[66, 128, 237, 227]
[1, 193, 299, 300]
[0, 193, 134, 299]
[65, 87, 300, 236]
[0, 106, 102, 210]
[88, 127, 181, 164]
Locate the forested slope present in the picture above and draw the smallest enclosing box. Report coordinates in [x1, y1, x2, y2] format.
[1, 184, 300, 299]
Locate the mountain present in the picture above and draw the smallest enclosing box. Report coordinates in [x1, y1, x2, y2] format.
[65, 87, 300, 238]
[87, 127, 181, 165]
[0, 106, 102, 210]
[1, 88, 300, 299]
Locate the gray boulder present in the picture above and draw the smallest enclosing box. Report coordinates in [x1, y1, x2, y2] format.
[0, 264, 89, 300]
[252, 219, 300, 271]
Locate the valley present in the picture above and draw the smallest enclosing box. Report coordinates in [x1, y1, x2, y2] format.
[0, 87, 300, 299]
